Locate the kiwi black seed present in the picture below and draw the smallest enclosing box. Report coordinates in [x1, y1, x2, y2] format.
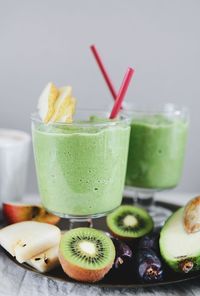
[106, 205, 154, 239]
[59, 227, 115, 283]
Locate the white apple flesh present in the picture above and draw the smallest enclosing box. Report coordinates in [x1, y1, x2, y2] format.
[26, 245, 59, 272]
[0, 221, 61, 263]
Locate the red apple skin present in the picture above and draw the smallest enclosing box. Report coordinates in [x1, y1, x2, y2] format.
[2, 203, 60, 225]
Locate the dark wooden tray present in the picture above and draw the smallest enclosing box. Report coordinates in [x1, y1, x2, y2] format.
[1, 197, 200, 288]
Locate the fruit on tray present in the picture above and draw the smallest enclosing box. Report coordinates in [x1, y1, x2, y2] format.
[160, 207, 200, 273]
[136, 249, 163, 282]
[38, 82, 59, 123]
[3, 202, 60, 225]
[138, 231, 160, 252]
[0, 221, 61, 263]
[26, 245, 59, 273]
[110, 236, 133, 269]
[59, 227, 115, 283]
[106, 205, 154, 240]
[37, 82, 76, 124]
[183, 196, 200, 233]
[136, 229, 163, 282]
[104, 234, 134, 280]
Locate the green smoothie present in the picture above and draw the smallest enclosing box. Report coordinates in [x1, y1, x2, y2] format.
[32, 120, 130, 216]
[126, 114, 188, 189]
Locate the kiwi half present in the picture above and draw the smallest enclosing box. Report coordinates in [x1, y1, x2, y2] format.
[106, 205, 154, 239]
[59, 227, 115, 283]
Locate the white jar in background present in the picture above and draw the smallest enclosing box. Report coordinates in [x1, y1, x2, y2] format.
[0, 129, 30, 204]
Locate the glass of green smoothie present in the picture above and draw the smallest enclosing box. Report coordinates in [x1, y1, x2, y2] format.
[124, 103, 189, 225]
[32, 110, 130, 228]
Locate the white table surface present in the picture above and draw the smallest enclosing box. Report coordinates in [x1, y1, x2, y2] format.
[0, 192, 200, 296]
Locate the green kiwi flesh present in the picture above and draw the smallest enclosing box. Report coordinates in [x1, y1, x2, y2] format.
[59, 227, 115, 282]
[106, 205, 154, 239]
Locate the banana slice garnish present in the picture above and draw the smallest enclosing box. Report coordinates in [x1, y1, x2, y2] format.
[37, 83, 76, 124]
[49, 87, 76, 123]
[37, 82, 59, 123]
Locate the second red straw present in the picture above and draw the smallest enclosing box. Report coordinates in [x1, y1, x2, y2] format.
[109, 67, 134, 119]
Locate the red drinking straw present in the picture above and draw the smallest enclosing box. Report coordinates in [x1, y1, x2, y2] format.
[90, 45, 118, 100]
[109, 67, 134, 119]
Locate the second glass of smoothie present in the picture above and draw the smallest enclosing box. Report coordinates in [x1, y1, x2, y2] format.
[124, 104, 189, 225]
[32, 110, 130, 227]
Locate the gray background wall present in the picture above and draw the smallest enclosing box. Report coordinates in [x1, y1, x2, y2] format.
[0, 0, 199, 193]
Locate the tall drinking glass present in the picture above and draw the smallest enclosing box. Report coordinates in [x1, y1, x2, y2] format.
[124, 104, 189, 226]
[32, 110, 130, 229]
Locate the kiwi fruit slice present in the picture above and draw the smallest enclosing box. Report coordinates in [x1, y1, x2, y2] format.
[59, 227, 115, 283]
[106, 205, 154, 239]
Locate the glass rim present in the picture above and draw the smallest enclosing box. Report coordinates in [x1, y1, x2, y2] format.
[31, 109, 131, 128]
[122, 103, 189, 116]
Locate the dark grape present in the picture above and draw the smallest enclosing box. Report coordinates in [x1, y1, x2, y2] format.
[111, 237, 133, 269]
[137, 249, 163, 282]
[138, 231, 160, 252]
[105, 232, 133, 269]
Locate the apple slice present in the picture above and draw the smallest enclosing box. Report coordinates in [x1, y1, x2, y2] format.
[26, 245, 59, 272]
[38, 82, 59, 123]
[3, 202, 60, 225]
[0, 221, 61, 263]
[49, 86, 76, 123]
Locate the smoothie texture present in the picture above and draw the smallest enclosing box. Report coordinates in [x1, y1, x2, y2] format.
[126, 114, 188, 189]
[33, 121, 130, 216]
